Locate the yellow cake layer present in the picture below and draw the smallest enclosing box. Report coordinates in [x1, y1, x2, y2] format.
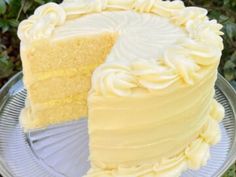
[28, 75, 90, 103]
[24, 64, 97, 86]
[21, 33, 117, 74]
[21, 33, 117, 130]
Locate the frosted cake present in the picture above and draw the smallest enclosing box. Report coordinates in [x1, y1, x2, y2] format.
[18, 0, 225, 176]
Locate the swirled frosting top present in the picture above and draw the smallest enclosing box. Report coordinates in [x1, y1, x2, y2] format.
[54, 11, 186, 62]
[18, 0, 224, 93]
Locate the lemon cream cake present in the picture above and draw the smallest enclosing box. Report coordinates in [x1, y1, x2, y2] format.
[18, 0, 225, 176]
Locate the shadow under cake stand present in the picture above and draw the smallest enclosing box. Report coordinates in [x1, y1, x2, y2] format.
[0, 72, 236, 177]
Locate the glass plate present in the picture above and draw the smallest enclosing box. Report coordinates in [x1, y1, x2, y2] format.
[0, 72, 236, 177]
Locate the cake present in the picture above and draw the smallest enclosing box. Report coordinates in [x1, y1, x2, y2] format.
[18, 0, 225, 176]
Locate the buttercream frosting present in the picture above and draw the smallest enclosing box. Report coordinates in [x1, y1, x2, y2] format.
[18, 3, 66, 43]
[17, 0, 225, 177]
[18, 0, 223, 87]
[86, 98, 223, 176]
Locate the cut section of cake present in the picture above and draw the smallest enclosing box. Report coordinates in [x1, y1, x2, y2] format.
[20, 33, 117, 130]
[17, 0, 225, 176]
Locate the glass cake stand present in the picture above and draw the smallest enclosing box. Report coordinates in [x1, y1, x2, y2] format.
[0, 72, 236, 177]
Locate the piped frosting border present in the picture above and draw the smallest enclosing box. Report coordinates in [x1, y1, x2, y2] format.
[18, 0, 224, 90]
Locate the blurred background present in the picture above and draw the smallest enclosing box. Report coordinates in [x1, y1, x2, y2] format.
[0, 0, 235, 176]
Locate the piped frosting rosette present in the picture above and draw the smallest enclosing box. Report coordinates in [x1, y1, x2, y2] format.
[17, 3, 66, 43]
[84, 100, 224, 177]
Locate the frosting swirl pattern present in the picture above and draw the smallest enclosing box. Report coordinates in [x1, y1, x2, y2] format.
[18, 0, 224, 89]
[18, 3, 66, 43]
[61, 0, 108, 15]
[172, 7, 208, 26]
[92, 60, 179, 95]
[92, 62, 137, 96]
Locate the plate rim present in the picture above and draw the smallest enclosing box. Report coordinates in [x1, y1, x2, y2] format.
[0, 72, 236, 177]
[0, 72, 23, 177]
[215, 74, 236, 177]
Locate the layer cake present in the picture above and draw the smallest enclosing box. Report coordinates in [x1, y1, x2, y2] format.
[18, 0, 225, 176]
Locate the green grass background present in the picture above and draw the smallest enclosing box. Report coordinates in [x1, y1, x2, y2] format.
[0, 0, 236, 176]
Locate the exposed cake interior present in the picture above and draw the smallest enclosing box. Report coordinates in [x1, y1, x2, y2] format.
[20, 33, 117, 130]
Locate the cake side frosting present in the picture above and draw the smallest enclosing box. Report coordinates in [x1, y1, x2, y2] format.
[85, 97, 224, 177]
[87, 69, 224, 177]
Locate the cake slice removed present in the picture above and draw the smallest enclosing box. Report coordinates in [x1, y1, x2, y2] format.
[20, 33, 117, 131]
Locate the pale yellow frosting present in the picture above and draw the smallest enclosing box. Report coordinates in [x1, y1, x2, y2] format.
[88, 70, 217, 164]
[17, 0, 225, 177]
[86, 99, 224, 176]
[18, 3, 66, 43]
